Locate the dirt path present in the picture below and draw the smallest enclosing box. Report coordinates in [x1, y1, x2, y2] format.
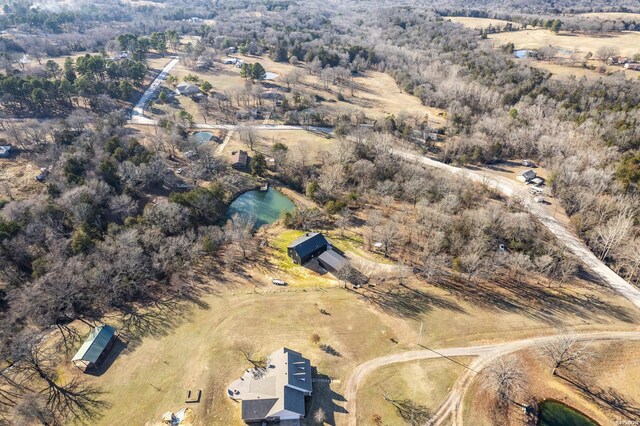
[392, 149, 640, 312]
[341, 331, 640, 426]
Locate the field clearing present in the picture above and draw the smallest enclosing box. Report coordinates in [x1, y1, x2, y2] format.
[221, 129, 335, 163]
[357, 357, 473, 424]
[447, 16, 516, 29]
[0, 157, 46, 201]
[578, 12, 640, 20]
[159, 54, 447, 126]
[525, 60, 639, 80]
[489, 29, 640, 57]
[462, 341, 640, 425]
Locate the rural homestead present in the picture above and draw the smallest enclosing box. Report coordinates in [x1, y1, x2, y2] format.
[1, 0, 640, 426]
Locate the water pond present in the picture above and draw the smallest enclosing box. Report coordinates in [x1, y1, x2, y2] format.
[192, 131, 215, 145]
[226, 188, 295, 228]
[538, 400, 597, 426]
[514, 49, 534, 58]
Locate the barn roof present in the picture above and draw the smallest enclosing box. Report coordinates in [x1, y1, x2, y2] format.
[72, 325, 116, 363]
[287, 233, 328, 259]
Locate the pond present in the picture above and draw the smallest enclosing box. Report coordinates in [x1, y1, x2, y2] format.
[226, 188, 295, 228]
[538, 400, 597, 426]
[192, 131, 215, 145]
[514, 49, 534, 59]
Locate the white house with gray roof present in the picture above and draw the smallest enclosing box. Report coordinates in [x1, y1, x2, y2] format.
[228, 347, 312, 424]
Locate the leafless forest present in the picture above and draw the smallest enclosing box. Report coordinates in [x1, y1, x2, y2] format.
[1, 0, 640, 423]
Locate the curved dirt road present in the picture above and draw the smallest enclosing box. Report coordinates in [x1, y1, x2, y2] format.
[342, 331, 640, 426]
[392, 149, 640, 311]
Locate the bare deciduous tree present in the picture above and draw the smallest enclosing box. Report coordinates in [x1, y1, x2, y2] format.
[540, 333, 593, 376]
[482, 356, 527, 415]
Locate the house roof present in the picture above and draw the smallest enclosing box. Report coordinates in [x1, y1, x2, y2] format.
[238, 348, 312, 421]
[242, 398, 278, 421]
[72, 325, 116, 363]
[318, 250, 348, 272]
[520, 170, 536, 179]
[288, 233, 328, 259]
[231, 150, 248, 166]
[176, 83, 200, 95]
[0, 146, 11, 156]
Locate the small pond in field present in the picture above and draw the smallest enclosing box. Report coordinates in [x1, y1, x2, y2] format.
[226, 188, 295, 228]
[537, 400, 597, 426]
[514, 49, 534, 58]
[192, 131, 215, 145]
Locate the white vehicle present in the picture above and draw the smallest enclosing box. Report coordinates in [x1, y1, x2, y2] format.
[272, 279, 287, 286]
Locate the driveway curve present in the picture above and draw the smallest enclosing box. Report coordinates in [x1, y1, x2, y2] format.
[341, 331, 640, 426]
[391, 149, 640, 311]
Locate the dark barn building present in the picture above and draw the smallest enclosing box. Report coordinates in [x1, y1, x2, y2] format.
[287, 233, 329, 265]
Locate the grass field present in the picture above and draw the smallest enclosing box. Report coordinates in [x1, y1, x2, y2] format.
[463, 341, 640, 425]
[525, 60, 639, 80]
[488, 29, 640, 57]
[158, 54, 447, 127]
[447, 17, 516, 29]
[60, 249, 640, 425]
[221, 129, 336, 165]
[578, 12, 640, 20]
[357, 357, 473, 424]
[0, 157, 46, 201]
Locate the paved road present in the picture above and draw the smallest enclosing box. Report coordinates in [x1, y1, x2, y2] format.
[130, 57, 180, 125]
[341, 331, 640, 426]
[392, 149, 640, 311]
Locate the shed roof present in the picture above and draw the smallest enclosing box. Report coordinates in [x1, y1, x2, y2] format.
[288, 233, 329, 259]
[231, 150, 248, 166]
[72, 325, 116, 363]
[318, 250, 348, 272]
[520, 169, 536, 179]
[0, 146, 11, 156]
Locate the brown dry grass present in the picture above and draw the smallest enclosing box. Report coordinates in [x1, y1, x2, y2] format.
[447, 17, 517, 29]
[220, 129, 335, 164]
[357, 357, 473, 425]
[463, 342, 640, 425]
[67, 253, 640, 426]
[488, 29, 640, 57]
[0, 157, 46, 201]
[159, 54, 446, 126]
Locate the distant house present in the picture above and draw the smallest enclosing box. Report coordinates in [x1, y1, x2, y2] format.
[175, 82, 201, 96]
[625, 63, 640, 71]
[517, 169, 537, 183]
[266, 157, 276, 170]
[0, 145, 11, 158]
[231, 150, 249, 170]
[288, 232, 330, 265]
[228, 348, 312, 424]
[72, 325, 117, 372]
[223, 57, 238, 65]
[228, 47, 238, 54]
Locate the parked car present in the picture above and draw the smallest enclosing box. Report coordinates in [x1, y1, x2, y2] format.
[272, 279, 287, 286]
[522, 159, 535, 167]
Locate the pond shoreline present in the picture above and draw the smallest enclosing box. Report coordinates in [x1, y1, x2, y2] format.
[536, 399, 599, 426]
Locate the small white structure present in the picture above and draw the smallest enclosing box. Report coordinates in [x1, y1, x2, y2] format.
[0, 145, 11, 158]
[223, 57, 238, 65]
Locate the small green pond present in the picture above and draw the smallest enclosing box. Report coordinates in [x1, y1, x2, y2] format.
[226, 188, 294, 228]
[538, 400, 597, 426]
[192, 131, 214, 145]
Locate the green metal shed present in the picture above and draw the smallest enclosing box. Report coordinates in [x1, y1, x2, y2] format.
[72, 325, 117, 371]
